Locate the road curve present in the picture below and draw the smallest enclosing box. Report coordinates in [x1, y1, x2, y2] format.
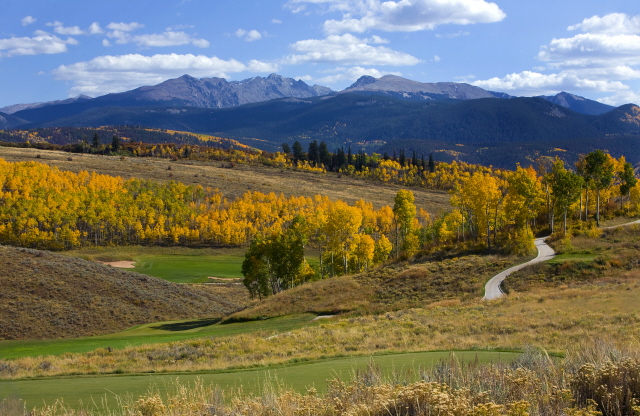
[482, 237, 556, 300]
[603, 219, 640, 229]
[482, 218, 640, 300]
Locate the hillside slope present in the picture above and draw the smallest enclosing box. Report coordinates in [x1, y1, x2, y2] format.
[0, 245, 244, 340]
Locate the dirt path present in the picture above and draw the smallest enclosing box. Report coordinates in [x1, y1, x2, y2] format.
[482, 238, 555, 300]
[483, 218, 640, 300]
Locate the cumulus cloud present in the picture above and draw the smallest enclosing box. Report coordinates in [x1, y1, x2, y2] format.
[0, 34, 77, 57]
[436, 30, 470, 38]
[89, 22, 104, 35]
[52, 53, 278, 96]
[45, 21, 105, 36]
[287, 0, 505, 34]
[537, 33, 640, 70]
[283, 33, 421, 66]
[598, 89, 640, 106]
[21, 16, 37, 26]
[107, 22, 145, 32]
[568, 13, 640, 35]
[236, 29, 263, 42]
[472, 13, 640, 105]
[472, 71, 628, 95]
[106, 24, 209, 48]
[315, 66, 402, 85]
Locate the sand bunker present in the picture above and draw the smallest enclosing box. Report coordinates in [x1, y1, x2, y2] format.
[208, 276, 243, 282]
[99, 261, 136, 269]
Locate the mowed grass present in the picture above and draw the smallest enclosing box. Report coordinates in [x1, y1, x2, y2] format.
[133, 254, 244, 283]
[546, 253, 597, 264]
[0, 314, 317, 359]
[64, 245, 320, 283]
[0, 350, 520, 411]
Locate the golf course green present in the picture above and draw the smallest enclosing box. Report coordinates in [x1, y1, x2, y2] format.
[1, 350, 520, 411]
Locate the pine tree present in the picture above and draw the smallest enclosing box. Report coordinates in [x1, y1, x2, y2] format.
[428, 154, 435, 173]
[111, 135, 121, 152]
[91, 132, 100, 148]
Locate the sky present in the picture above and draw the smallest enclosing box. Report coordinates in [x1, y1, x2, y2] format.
[1, 0, 640, 108]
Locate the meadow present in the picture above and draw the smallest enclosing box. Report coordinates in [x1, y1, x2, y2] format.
[0, 146, 451, 211]
[1, 146, 639, 416]
[0, 314, 316, 359]
[0, 350, 520, 410]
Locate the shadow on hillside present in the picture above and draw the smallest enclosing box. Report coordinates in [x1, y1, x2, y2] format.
[151, 318, 221, 331]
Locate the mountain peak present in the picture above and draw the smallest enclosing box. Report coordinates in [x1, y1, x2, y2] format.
[343, 75, 498, 100]
[349, 76, 377, 89]
[539, 92, 614, 115]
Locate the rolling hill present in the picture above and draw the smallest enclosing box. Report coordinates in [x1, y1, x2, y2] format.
[0, 245, 244, 340]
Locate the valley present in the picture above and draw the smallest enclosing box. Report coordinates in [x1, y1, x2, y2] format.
[1, 74, 640, 416]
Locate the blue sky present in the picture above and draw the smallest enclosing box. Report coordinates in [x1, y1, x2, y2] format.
[1, 0, 640, 108]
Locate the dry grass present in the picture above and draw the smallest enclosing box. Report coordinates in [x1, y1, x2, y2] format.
[0, 147, 450, 211]
[3, 272, 639, 379]
[227, 275, 374, 321]
[229, 249, 528, 321]
[4, 342, 640, 416]
[503, 225, 640, 293]
[0, 246, 248, 340]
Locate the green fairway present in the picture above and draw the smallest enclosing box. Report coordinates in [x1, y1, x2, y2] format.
[547, 253, 597, 264]
[0, 314, 317, 359]
[133, 254, 244, 283]
[0, 350, 521, 412]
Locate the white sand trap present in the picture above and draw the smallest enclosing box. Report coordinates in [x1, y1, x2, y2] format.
[208, 276, 243, 282]
[313, 315, 335, 321]
[99, 261, 136, 269]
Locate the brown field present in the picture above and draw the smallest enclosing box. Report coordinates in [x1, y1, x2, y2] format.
[0, 146, 451, 211]
[228, 251, 528, 321]
[0, 245, 249, 340]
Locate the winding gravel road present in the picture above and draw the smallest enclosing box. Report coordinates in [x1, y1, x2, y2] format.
[483, 218, 640, 300]
[482, 237, 556, 300]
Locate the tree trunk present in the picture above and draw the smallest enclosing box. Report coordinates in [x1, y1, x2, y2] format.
[579, 193, 583, 221]
[596, 188, 601, 227]
[486, 206, 491, 249]
[585, 190, 589, 221]
[563, 206, 568, 235]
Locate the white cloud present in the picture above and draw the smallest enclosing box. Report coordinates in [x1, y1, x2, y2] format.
[107, 22, 145, 32]
[538, 33, 640, 67]
[435, 30, 470, 38]
[432, 55, 441, 62]
[107, 25, 209, 48]
[54, 25, 85, 36]
[272, 19, 283, 24]
[287, 0, 505, 34]
[472, 71, 628, 95]
[132, 32, 210, 48]
[89, 22, 104, 35]
[102, 39, 112, 47]
[568, 13, 640, 35]
[45, 21, 105, 36]
[473, 13, 640, 105]
[0, 34, 77, 57]
[598, 89, 640, 106]
[52, 53, 278, 96]
[283, 33, 421, 66]
[236, 29, 263, 41]
[315, 66, 402, 85]
[21, 16, 37, 26]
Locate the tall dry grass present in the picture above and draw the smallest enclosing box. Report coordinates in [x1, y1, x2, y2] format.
[4, 343, 640, 416]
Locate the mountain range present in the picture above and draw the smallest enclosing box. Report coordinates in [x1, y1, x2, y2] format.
[3, 73, 636, 168]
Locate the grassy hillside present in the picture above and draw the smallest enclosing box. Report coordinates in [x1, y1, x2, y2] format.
[0, 245, 248, 340]
[226, 248, 529, 321]
[0, 146, 451, 211]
